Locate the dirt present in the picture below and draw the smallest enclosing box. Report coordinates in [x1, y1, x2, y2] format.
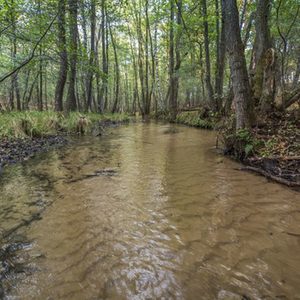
[0, 118, 131, 172]
[243, 111, 300, 188]
[0, 135, 68, 170]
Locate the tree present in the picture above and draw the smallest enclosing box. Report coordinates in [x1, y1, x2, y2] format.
[168, 0, 181, 122]
[222, 0, 252, 130]
[86, 0, 96, 112]
[66, 0, 78, 111]
[252, 0, 274, 112]
[215, 0, 226, 110]
[54, 0, 68, 112]
[202, 0, 214, 109]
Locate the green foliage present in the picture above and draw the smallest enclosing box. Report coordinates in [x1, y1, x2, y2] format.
[223, 127, 260, 159]
[258, 137, 278, 157]
[175, 111, 214, 129]
[236, 129, 254, 157]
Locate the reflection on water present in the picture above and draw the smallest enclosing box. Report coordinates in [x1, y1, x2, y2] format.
[0, 123, 300, 299]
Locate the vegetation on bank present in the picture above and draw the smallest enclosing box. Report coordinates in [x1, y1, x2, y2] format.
[173, 109, 300, 187]
[175, 111, 215, 129]
[0, 111, 131, 139]
[173, 110, 299, 159]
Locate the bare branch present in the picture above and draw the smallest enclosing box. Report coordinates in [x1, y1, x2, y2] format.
[0, 13, 57, 83]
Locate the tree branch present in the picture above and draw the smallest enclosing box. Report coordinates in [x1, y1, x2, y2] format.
[0, 13, 58, 83]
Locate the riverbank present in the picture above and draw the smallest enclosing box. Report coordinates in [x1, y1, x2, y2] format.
[173, 110, 300, 188]
[0, 111, 132, 169]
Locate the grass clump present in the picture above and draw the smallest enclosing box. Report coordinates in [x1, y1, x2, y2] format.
[175, 111, 214, 129]
[0, 111, 132, 139]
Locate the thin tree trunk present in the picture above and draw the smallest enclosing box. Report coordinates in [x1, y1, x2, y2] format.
[37, 0, 43, 111]
[22, 69, 31, 110]
[110, 25, 120, 113]
[10, 0, 21, 110]
[86, 0, 96, 111]
[199, 43, 205, 102]
[215, 0, 226, 110]
[100, 0, 109, 112]
[293, 53, 300, 88]
[26, 73, 39, 110]
[66, 0, 78, 111]
[38, 46, 43, 111]
[54, 0, 68, 112]
[202, 0, 214, 109]
[168, 0, 179, 122]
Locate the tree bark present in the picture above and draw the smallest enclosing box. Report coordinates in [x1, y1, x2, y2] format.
[169, 0, 181, 122]
[222, 0, 252, 130]
[10, 0, 21, 111]
[54, 0, 68, 112]
[215, 0, 226, 110]
[110, 25, 120, 113]
[66, 0, 78, 111]
[202, 0, 214, 109]
[99, 0, 108, 112]
[86, 0, 96, 111]
[293, 52, 300, 88]
[252, 0, 274, 112]
[37, 0, 43, 111]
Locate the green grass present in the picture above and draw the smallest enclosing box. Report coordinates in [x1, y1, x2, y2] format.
[0, 111, 132, 139]
[175, 111, 214, 129]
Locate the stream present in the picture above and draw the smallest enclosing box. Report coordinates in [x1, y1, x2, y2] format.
[0, 122, 299, 299]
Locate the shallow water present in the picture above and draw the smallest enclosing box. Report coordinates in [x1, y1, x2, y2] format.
[0, 123, 299, 300]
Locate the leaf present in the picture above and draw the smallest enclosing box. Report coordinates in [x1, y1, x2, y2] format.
[245, 144, 253, 156]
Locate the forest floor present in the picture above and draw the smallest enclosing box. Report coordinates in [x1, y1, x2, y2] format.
[242, 111, 299, 188]
[0, 112, 131, 170]
[174, 110, 300, 188]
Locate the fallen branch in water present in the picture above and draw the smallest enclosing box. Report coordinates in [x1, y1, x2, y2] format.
[247, 156, 300, 162]
[240, 166, 300, 187]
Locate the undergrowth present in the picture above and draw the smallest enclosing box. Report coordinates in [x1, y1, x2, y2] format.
[175, 111, 215, 129]
[0, 111, 131, 139]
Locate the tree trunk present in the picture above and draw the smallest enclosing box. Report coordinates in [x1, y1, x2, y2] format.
[222, 0, 252, 130]
[86, 0, 96, 111]
[252, 0, 273, 112]
[54, 0, 68, 112]
[37, 0, 43, 111]
[66, 0, 78, 111]
[199, 43, 205, 102]
[293, 52, 300, 88]
[99, 0, 108, 112]
[110, 25, 120, 113]
[202, 0, 214, 109]
[10, 0, 21, 111]
[169, 0, 181, 122]
[22, 69, 31, 110]
[215, 0, 226, 110]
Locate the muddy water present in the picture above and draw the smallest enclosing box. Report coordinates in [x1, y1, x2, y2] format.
[0, 123, 300, 300]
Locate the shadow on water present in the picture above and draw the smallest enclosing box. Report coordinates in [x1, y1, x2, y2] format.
[0, 123, 299, 299]
[0, 156, 58, 297]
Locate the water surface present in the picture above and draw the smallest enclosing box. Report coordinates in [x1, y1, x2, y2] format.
[1, 123, 299, 299]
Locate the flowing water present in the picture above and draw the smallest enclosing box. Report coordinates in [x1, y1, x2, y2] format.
[0, 123, 300, 300]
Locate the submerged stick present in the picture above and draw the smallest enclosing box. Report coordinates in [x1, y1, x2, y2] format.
[241, 166, 300, 187]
